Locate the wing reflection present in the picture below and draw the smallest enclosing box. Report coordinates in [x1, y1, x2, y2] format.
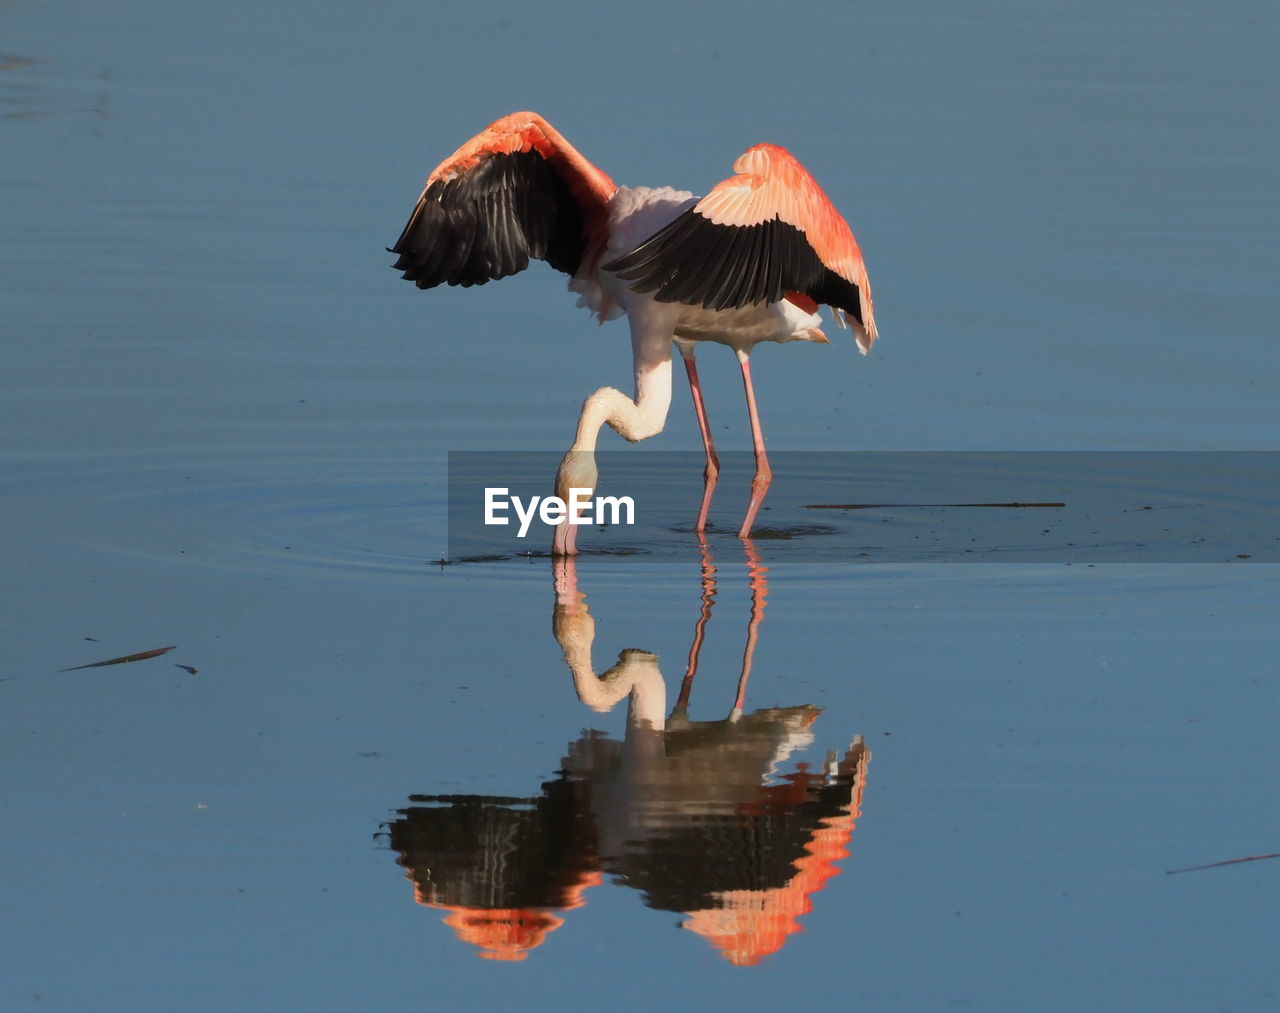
[387, 785, 601, 962]
[386, 540, 869, 964]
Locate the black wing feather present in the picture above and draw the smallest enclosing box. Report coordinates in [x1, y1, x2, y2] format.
[604, 208, 864, 321]
[390, 150, 587, 289]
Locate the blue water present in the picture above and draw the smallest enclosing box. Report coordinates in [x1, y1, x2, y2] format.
[2, 0, 1278, 1010]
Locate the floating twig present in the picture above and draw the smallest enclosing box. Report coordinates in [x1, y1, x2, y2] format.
[60, 645, 177, 672]
[1166, 851, 1280, 875]
[804, 502, 1066, 509]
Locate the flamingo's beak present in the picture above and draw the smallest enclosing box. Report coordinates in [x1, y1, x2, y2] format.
[552, 520, 578, 556]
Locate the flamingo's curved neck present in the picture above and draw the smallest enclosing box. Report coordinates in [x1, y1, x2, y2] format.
[570, 310, 674, 452]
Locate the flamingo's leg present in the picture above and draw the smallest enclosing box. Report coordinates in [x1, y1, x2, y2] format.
[735, 350, 772, 539]
[680, 348, 719, 532]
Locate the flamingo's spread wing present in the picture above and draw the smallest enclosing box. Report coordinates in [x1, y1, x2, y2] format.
[390, 112, 617, 289]
[604, 144, 878, 352]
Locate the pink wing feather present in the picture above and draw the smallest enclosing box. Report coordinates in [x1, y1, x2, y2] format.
[423, 112, 616, 223]
[605, 143, 878, 352]
[696, 145, 877, 351]
[391, 112, 617, 290]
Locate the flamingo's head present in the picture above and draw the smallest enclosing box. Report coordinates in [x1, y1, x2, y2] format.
[552, 450, 598, 556]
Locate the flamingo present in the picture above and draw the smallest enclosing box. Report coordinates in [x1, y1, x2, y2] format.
[390, 112, 878, 555]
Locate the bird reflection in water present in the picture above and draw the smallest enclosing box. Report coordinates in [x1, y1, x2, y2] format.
[385, 540, 869, 964]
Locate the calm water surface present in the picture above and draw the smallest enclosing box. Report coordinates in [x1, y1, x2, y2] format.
[2, 1, 1278, 1010]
